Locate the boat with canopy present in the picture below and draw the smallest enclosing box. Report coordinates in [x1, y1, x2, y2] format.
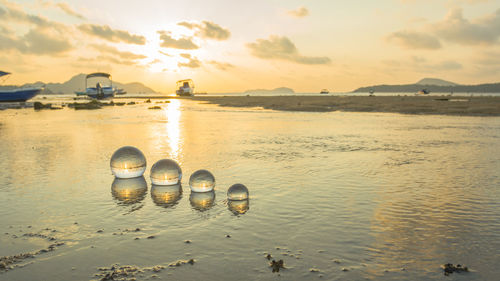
[85, 72, 115, 99]
[176, 79, 194, 96]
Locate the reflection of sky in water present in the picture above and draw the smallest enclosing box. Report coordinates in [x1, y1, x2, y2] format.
[1, 100, 500, 280]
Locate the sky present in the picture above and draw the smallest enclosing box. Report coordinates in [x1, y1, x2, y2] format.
[1, 0, 500, 93]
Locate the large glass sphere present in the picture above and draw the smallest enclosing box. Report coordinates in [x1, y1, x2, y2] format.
[190, 191, 215, 211]
[227, 184, 249, 200]
[150, 159, 182, 185]
[111, 176, 148, 204]
[110, 146, 147, 178]
[189, 170, 215, 192]
[151, 184, 182, 208]
[228, 199, 249, 215]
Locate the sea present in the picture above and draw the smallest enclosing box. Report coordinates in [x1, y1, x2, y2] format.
[1, 96, 499, 280]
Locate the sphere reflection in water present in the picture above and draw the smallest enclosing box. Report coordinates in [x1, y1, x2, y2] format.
[151, 184, 183, 208]
[190, 191, 215, 211]
[110, 146, 147, 178]
[111, 176, 148, 205]
[150, 159, 182, 185]
[228, 199, 249, 215]
[189, 169, 215, 192]
[227, 184, 249, 200]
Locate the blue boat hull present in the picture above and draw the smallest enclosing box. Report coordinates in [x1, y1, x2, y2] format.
[0, 88, 42, 102]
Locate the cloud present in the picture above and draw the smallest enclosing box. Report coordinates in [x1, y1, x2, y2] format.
[0, 2, 59, 29]
[159, 50, 172, 57]
[78, 24, 146, 45]
[207, 60, 235, 71]
[90, 44, 146, 60]
[246, 35, 331, 65]
[78, 55, 137, 66]
[158, 31, 199, 49]
[431, 8, 500, 45]
[287, 6, 309, 18]
[178, 53, 201, 68]
[177, 21, 231, 40]
[386, 30, 442, 49]
[39, 1, 85, 19]
[0, 27, 73, 55]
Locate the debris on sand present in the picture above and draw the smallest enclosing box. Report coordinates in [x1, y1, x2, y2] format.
[33, 102, 62, 110]
[0, 241, 65, 272]
[68, 100, 102, 110]
[442, 263, 469, 276]
[168, 259, 195, 267]
[148, 106, 162, 110]
[270, 259, 285, 273]
[309, 268, 320, 272]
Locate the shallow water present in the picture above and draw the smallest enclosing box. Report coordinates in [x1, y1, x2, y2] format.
[1, 99, 499, 280]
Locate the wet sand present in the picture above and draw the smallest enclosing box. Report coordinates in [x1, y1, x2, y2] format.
[190, 96, 500, 116]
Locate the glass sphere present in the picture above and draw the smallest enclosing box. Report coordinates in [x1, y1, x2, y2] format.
[227, 184, 249, 200]
[189, 169, 215, 192]
[111, 176, 147, 204]
[150, 159, 182, 185]
[228, 199, 249, 215]
[190, 191, 215, 211]
[110, 146, 147, 178]
[151, 184, 182, 207]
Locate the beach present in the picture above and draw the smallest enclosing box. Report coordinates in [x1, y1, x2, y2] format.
[1, 98, 500, 280]
[190, 95, 500, 116]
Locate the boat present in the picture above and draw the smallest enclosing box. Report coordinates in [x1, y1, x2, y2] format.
[417, 89, 430, 95]
[85, 72, 115, 99]
[320, 89, 329, 94]
[369, 89, 375, 96]
[176, 79, 194, 96]
[0, 71, 43, 102]
[74, 91, 87, 96]
[115, 88, 127, 95]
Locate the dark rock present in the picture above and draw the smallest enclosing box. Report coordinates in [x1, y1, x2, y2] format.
[443, 263, 469, 276]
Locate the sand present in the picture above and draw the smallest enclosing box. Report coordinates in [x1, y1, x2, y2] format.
[189, 95, 500, 116]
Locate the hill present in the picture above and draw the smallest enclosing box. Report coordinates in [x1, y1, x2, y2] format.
[1, 73, 157, 94]
[416, 78, 458, 86]
[353, 79, 500, 93]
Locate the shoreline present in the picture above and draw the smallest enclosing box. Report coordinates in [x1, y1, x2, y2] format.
[187, 95, 500, 116]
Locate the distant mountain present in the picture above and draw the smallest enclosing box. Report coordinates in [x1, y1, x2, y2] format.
[353, 79, 500, 93]
[244, 87, 294, 94]
[416, 78, 458, 86]
[5, 73, 157, 94]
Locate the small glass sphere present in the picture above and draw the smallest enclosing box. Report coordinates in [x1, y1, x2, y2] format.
[227, 184, 249, 200]
[228, 199, 249, 215]
[189, 169, 215, 192]
[111, 176, 148, 204]
[190, 190, 215, 211]
[151, 184, 183, 208]
[110, 146, 147, 178]
[150, 159, 182, 185]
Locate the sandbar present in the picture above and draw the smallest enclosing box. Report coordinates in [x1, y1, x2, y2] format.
[189, 95, 500, 116]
